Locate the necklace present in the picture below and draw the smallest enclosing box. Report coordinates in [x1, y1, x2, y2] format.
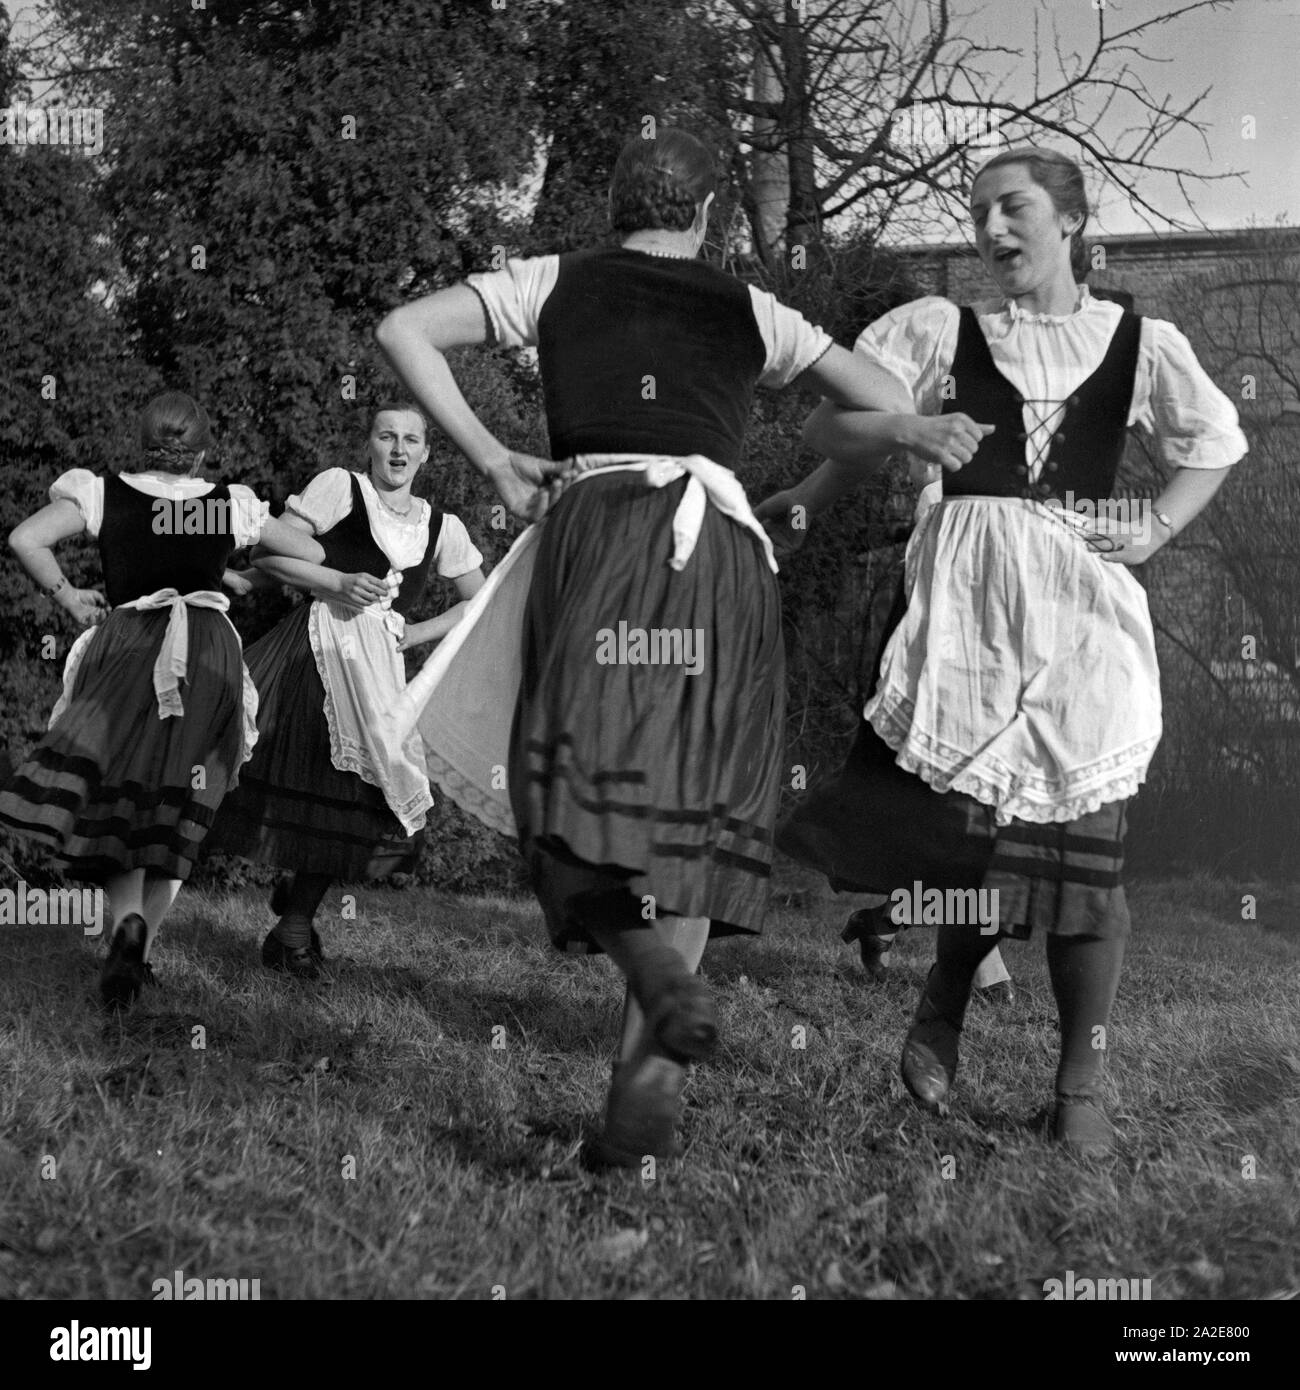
[374, 489, 414, 518]
[623, 241, 697, 261]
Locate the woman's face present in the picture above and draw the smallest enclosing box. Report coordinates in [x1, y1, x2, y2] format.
[366, 410, 429, 490]
[970, 163, 1076, 296]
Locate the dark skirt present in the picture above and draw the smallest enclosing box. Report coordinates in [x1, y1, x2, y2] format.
[203, 602, 415, 880]
[777, 718, 1129, 938]
[777, 576, 1130, 940]
[0, 608, 247, 881]
[508, 473, 785, 950]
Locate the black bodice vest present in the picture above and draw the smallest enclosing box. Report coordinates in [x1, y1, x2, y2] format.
[941, 305, 1142, 504]
[316, 473, 443, 619]
[97, 471, 237, 606]
[534, 247, 769, 470]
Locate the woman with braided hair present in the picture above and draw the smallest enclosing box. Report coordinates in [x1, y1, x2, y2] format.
[376, 127, 919, 1167]
[0, 392, 323, 1009]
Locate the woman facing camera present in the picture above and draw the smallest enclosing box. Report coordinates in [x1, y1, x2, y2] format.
[206, 403, 485, 976]
[376, 128, 913, 1166]
[770, 146, 1247, 1155]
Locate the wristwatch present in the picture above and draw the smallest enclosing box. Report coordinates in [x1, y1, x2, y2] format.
[1153, 509, 1176, 536]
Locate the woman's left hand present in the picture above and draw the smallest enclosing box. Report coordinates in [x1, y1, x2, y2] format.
[907, 458, 942, 491]
[222, 568, 256, 596]
[395, 620, 429, 653]
[755, 489, 811, 560]
[1085, 520, 1167, 567]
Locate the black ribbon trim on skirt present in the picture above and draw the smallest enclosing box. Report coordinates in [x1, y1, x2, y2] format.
[0, 779, 217, 835]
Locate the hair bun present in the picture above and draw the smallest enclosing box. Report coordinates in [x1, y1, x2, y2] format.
[138, 391, 213, 474]
[612, 164, 697, 233]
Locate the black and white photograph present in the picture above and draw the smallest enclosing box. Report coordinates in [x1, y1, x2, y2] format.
[0, 0, 1296, 1344]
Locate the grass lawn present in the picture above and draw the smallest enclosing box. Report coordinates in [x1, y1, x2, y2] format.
[1, 871, 1297, 1300]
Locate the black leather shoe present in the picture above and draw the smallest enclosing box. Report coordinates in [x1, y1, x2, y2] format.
[979, 979, 1015, 1008]
[583, 1050, 687, 1170]
[268, 877, 325, 961]
[1051, 1094, 1117, 1158]
[901, 1023, 958, 1111]
[101, 913, 152, 1010]
[842, 905, 896, 982]
[261, 928, 322, 981]
[900, 971, 963, 1112]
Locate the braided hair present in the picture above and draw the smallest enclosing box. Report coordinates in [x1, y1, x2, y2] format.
[609, 127, 717, 235]
[138, 391, 213, 474]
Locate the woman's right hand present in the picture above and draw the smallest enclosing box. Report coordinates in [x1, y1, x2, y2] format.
[490, 452, 567, 523]
[896, 414, 995, 471]
[58, 587, 110, 628]
[332, 571, 391, 609]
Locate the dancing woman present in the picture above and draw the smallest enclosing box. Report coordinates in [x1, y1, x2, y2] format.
[0, 392, 323, 1007]
[205, 403, 484, 976]
[770, 147, 1247, 1154]
[376, 128, 914, 1165]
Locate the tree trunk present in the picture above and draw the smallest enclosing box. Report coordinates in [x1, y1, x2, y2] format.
[749, 17, 788, 265]
[780, 1, 821, 251]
